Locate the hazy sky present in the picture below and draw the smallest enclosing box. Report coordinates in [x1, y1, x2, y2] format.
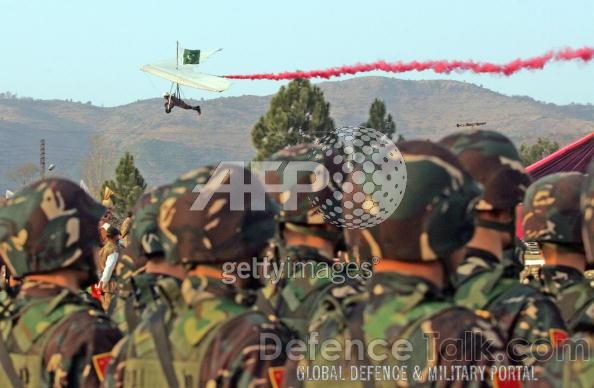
[1, 0, 593, 106]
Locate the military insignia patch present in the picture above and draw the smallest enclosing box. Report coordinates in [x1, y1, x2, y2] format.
[92, 352, 113, 382]
[549, 328, 569, 346]
[268, 367, 286, 388]
[493, 373, 522, 388]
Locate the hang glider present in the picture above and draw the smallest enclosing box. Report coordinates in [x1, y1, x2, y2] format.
[141, 43, 231, 114]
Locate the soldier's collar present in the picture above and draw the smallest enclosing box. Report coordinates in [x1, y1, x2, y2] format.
[18, 281, 78, 314]
[19, 280, 73, 296]
[464, 247, 500, 268]
[181, 274, 237, 306]
[369, 272, 445, 300]
[541, 265, 584, 287]
[281, 244, 334, 263]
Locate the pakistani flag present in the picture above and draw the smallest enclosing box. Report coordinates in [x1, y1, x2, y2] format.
[183, 49, 201, 65]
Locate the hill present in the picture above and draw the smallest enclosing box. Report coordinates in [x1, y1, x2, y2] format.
[1, 77, 593, 192]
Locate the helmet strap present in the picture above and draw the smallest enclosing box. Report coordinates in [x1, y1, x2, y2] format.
[439, 255, 458, 296]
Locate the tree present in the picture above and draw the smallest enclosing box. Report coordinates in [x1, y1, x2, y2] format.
[519, 138, 560, 166]
[251, 79, 335, 160]
[364, 98, 402, 141]
[81, 135, 117, 200]
[102, 152, 146, 220]
[6, 162, 40, 189]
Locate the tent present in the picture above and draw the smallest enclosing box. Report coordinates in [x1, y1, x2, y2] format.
[526, 132, 594, 179]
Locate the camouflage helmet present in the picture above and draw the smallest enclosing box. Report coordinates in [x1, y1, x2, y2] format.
[124, 185, 170, 264]
[159, 165, 279, 266]
[266, 144, 342, 241]
[522, 172, 584, 247]
[0, 178, 104, 278]
[439, 130, 530, 213]
[346, 140, 482, 261]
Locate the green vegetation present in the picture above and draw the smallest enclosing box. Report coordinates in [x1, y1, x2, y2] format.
[519, 138, 560, 166]
[251, 79, 335, 160]
[102, 152, 146, 219]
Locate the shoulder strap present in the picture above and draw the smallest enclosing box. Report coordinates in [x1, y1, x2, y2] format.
[349, 301, 374, 388]
[147, 304, 178, 388]
[0, 332, 23, 388]
[195, 310, 269, 385]
[124, 296, 140, 332]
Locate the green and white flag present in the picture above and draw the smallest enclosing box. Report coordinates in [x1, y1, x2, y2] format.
[183, 49, 201, 65]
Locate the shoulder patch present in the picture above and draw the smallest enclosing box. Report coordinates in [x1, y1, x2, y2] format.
[493, 371, 522, 388]
[268, 367, 285, 388]
[549, 328, 569, 346]
[91, 352, 113, 382]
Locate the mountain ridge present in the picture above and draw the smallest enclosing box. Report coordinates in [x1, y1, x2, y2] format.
[1, 76, 593, 191]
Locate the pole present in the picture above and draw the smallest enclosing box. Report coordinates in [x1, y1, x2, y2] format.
[176, 41, 180, 98]
[40, 139, 46, 179]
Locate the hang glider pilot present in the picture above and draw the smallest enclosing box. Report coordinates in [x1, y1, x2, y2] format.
[163, 92, 201, 115]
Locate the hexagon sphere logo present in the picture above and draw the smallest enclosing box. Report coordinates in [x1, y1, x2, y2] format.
[310, 126, 407, 229]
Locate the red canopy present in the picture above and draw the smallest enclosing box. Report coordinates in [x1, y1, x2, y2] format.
[526, 132, 594, 179]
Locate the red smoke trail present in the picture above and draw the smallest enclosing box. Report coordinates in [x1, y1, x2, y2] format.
[224, 47, 594, 80]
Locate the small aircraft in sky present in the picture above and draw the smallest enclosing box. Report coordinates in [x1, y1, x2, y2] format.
[141, 42, 231, 115]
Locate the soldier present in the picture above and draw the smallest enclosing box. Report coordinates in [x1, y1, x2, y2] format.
[163, 92, 201, 114]
[106, 186, 171, 332]
[526, 166, 594, 386]
[99, 208, 116, 245]
[98, 226, 121, 311]
[255, 144, 362, 338]
[0, 178, 122, 387]
[439, 130, 568, 359]
[107, 165, 291, 387]
[523, 172, 594, 333]
[287, 141, 514, 387]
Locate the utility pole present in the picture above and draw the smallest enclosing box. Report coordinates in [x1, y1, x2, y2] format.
[40, 139, 46, 179]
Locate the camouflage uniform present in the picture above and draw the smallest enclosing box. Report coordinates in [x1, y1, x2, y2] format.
[255, 144, 362, 338]
[439, 130, 568, 357]
[107, 165, 292, 388]
[526, 167, 594, 387]
[0, 178, 122, 387]
[107, 186, 171, 333]
[287, 141, 513, 387]
[523, 172, 594, 333]
[98, 239, 120, 310]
